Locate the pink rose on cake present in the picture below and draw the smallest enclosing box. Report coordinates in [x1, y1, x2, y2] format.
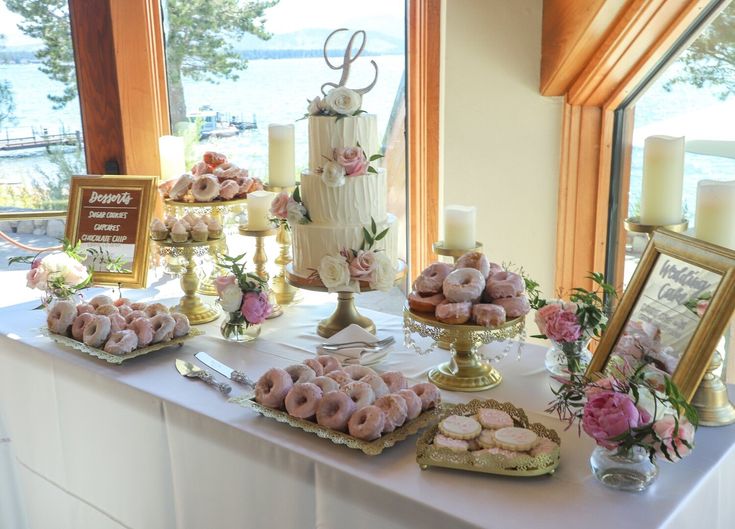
[270, 191, 290, 220]
[349, 250, 377, 282]
[334, 147, 368, 176]
[241, 291, 271, 325]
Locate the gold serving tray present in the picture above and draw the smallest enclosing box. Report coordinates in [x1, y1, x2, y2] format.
[416, 399, 561, 477]
[41, 327, 203, 365]
[164, 197, 249, 208]
[230, 394, 444, 455]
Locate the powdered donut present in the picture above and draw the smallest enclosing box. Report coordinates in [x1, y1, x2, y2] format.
[316, 355, 341, 373]
[190, 175, 220, 202]
[325, 369, 352, 386]
[493, 295, 531, 318]
[190, 161, 209, 176]
[380, 371, 408, 393]
[442, 268, 485, 303]
[312, 376, 340, 394]
[82, 315, 111, 348]
[219, 179, 239, 200]
[130, 302, 147, 311]
[117, 304, 133, 317]
[47, 300, 78, 335]
[408, 291, 445, 313]
[485, 271, 524, 299]
[397, 389, 423, 420]
[284, 383, 323, 419]
[411, 382, 441, 410]
[109, 313, 127, 332]
[144, 303, 169, 317]
[285, 364, 316, 384]
[255, 368, 293, 409]
[360, 373, 389, 398]
[71, 312, 95, 341]
[125, 310, 146, 325]
[472, 304, 506, 327]
[89, 295, 114, 309]
[95, 304, 119, 316]
[435, 300, 472, 324]
[348, 405, 386, 441]
[150, 313, 175, 343]
[341, 381, 376, 409]
[76, 303, 95, 316]
[413, 262, 454, 295]
[169, 174, 193, 200]
[113, 297, 131, 307]
[374, 394, 408, 432]
[104, 330, 138, 355]
[128, 317, 154, 347]
[171, 313, 190, 338]
[316, 390, 356, 432]
[303, 358, 325, 377]
[456, 251, 490, 279]
[343, 365, 376, 380]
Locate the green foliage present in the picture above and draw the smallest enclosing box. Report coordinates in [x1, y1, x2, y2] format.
[0, 36, 16, 126]
[32, 146, 85, 208]
[218, 252, 266, 292]
[361, 216, 389, 251]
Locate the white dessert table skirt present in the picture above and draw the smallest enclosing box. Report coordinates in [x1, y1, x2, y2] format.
[0, 280, 734, 529]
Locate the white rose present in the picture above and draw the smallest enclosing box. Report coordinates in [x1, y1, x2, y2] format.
[219, 283, 244, 313]
[635, 387, 675, 421]
[286, 200, 309, 225]
[324, 87, 362, 115]
[307, 96, 323, 115]
[318, 254, 356, 292]
[321, 161, 346, 188]
[42, 252, 89, 287]
[368, 251, 396, 291]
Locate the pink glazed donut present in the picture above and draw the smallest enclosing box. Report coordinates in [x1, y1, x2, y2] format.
[312, 376, 340, 394]
[408, 291, 445, 313]
[46, 300, 78, 335]
[398, 389, 423, 421]
[125, 310, 146, 325]
[412, 382, 441, 411]
[374, 394, 408, 432]
[171, 313, 190, 338]
[442, 268, 485, 303]
[325, 370, 353, 387]
[360, 373, 390, 398]
[316, 390, 356, 432]
[89, 295, 114, 309]
[435, 300, 472, 325]
[493, 295, 531, 319]
[343, 365, 376, 380]
[128, 317, 154, 347]
[380, 371, 409, 393]
[472, 304, 507, 327]
[150, 314, 175, 343]
[302, 358, 325, 377]
[71, 312, 96, 341]
[348, 405, 386, 441]
[315, 355, 341, 373]
[456, 251, 491, 279]
[104, 329, 138, 355]
[76, 303, 95, 316]
[109, 312, 127, 333]
[255, 368, 294, 409]
[341, 381, 376, 410]
[485, 271, 524, 299]
[82, 315, 111, 348]
[413, 262, 454, 295]
[285, 364, 316, 384]
[284, 383, 323, 419]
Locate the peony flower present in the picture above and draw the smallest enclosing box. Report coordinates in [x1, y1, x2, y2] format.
[219, 283, 244, 313]
[349, 250, 377, 282]
[26, 266, 48, 290]
[544, 310, 582, 343]
[582, 391, 651, 449]
[269, 191, 290, 220]
[321, 161, 346, 188]
[368, 251, 396, 292]
[651, 415, 695, 462]
[334, 147, 368, 176]
[535, 302, 562, 335]
[286, 200, 309, 225]
[241, 290, 271, 325]
[324, 86, 361, 115]
[318, 254, 354, 291]
[214, 274, 237, 298]
[41, 252, 89, 288]
[584, 376, 617, 398]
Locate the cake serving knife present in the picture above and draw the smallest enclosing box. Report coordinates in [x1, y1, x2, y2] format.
[175, 358, 232, 395]
[194, 352, 255, 386]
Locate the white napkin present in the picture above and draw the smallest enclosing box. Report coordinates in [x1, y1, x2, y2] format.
[316, 324, 391, 366]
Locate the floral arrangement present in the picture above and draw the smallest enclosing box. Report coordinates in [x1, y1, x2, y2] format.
[270, 185, 311, 227]
[214, 253, 272, 326]
[547, 364, 697, 463]
[320, 144, 383, 188]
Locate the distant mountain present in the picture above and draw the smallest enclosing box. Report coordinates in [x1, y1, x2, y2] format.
[234, 28, 404, 55]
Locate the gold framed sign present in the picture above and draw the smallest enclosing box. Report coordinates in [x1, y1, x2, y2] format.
[588, 229, 735, 401]
[66, 175, 156, 289]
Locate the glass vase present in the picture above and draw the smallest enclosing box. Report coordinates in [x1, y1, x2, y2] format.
[220, 312, 260, 342]
[590, 445, 658, 492]
[544, 338, 592, 376]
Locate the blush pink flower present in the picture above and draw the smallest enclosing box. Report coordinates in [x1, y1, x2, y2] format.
[241, 291, 271, 325]
[544, 310, 582, 343]
[334, 147, 368, 176]
[652, 415, 695, 461]
[26, 267, 48, 289]
[270, 191, 290, 219]
[696, 300, 709, 318]
[535, 302, 561, 335]
[582, 391, 651, 449]
[349, 250, 377, 282]
[214, 274, 237, 298]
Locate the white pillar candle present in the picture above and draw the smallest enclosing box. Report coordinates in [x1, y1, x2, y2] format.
[247, 190, 273, 231]
[443, 205, 476, 250]
[639, 135, 685, 225]
[695, 180, 735, 249]
[268, 124, 295, 187]
[158, 135, 185, 182]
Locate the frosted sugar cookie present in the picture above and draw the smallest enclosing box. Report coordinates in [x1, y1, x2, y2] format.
[438, 415, 482, 440]
[530, 437, 559, 457]
[477, 429, 497, 449]
[477, 408, 514, 430]
[493, 426, 538, 451]
[434, 434, 469, 452]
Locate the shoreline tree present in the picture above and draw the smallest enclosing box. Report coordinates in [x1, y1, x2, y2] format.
[0, 36, 16, 127]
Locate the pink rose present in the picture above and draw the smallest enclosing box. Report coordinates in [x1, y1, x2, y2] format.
[270, 191, 290, 220]
[26, 267, 48, 290]
[544, 310, 582, 343]
[241, 291, 271, 325]
[652, 415, 694, 461]
[333, 147, 368, 176]
[349, 250, 377, 281]
[696, 300, 709, 318]
[582, 391, 651, 449]
[214, 274, 237, 297]
[535, 303, 561, 335]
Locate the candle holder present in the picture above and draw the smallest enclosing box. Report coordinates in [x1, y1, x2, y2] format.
[624, 217, 688, 238]
[238, 223, 282, 319]
[691, 351, 735, 427]
[264, 184, 302, 306]
[432, 241, 484, 263]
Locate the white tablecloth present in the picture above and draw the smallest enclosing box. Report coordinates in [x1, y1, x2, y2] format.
[1, 275, 734, 529]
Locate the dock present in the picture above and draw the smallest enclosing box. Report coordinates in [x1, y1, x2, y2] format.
[0, 131, 82, 151]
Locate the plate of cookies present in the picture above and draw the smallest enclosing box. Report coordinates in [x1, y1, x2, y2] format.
[416, 399, 560, 476]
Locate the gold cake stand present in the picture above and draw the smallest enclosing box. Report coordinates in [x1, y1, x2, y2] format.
[153, 238, 221, 325]
[264, 184, 302, 306]
[238, 223, 282, 319]
[432, 241, 484, 263]
[403, 307, 524, 392]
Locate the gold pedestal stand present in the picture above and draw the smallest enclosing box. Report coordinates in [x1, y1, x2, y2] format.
[263, 184, 302, 306]
[403, 308, 524, 392]
[623, 217, 689, 237]
[691, 352, 735, 426]
[238, 224, 282, 319]
[433, 241, 483, 263]
[153, 238, 220, 325]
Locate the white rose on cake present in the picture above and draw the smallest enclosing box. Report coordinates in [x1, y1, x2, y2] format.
[325, 87, 362, 116]
[219, 283, 244, 313]
[286, 200, 309, 225]
[321, 161, 346, 188]
[318, 254, 356, 292]
[307, 96, 325, 115]
[368, 251, 396, 292]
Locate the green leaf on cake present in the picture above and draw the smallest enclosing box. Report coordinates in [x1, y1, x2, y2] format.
[369, 154, 383, 161]
[375, 228, 389, 241]
[293, 185, 301, 203]
[371, 217, 377, 234]
[362, 227, 374, 249]
[352, 109, 367, 116]
[367, 166, 377, 174]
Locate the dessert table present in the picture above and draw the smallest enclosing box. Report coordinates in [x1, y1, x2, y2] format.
[0, 273, 734, 529]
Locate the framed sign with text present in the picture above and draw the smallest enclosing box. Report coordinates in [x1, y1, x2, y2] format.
[66, 175, 156, 289]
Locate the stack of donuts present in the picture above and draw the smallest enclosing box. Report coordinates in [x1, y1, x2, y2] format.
[46, 295, 191, 356]
[159, 151, 264, 203]
[408, 251, 531, 327]
[254, 356, 441, 442]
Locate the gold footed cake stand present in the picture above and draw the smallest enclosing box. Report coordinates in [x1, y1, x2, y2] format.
[432, 241, 484, 263]
[238, 223, 282, 319]
[153, 238, 221, 325]
[403, 307, 524, 392]
[264, 185, 302, 306]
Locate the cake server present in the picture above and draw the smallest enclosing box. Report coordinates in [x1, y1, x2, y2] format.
[194, 352, 255, 386]
[175, 358, 232, 395]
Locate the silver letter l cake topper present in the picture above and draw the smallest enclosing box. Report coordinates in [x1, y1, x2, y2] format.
[320, 28, 379, 96]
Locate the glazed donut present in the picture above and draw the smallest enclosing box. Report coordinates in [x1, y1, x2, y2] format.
[348, 405, 386, 441]
[435, 300, 472, 324]
[89, 295, 114, 309]
[150, 314, 176, 343]
[47, 300, 78, 335]
[144, 303, 169, 317]
[398, 389, 423, 420]
[171, 312, 190, 338]
[442, 268, 485, 303]
[82, 315, 111, 348]
[343, 365, 376, 380]
[76, 303, 95, 316]
[413, 262, 454, 295]
[130, 302, 147, 311]
[493, 295, 531, 319]
[341, 381, 376, 410]
[374, 394, 408, 432]
[158, 178, 175, 197]
[128, 317, 154, 347]
[203, 151, 227, 168]
[456, 251, 491, 279]
[219, 180, 239, 200]
[190, 175, 221, 202]
[169, 174, 193, 200]
[488, 262, 503, 277]
[325, 369, 352, 386]
[109, 313, 127, 333]
[125, 310, 146, 325]
[190, 161, 209, 176]
[284, 383, 323, 419]
[380, 371, 408, 393]
[255, 368, 293, 408]
[71, 312, 95, 341]
[412, 382, 441, 410]
[95, 304, 119, 316]
[312, 376, 340, 394]
[316, 390, 356, 432]
[360, 373, 389, 398]
[238, 176, 254, 196]
[408, 291, 445, 313]
[485, 271, 524, 299]
[472, 303, 506, 327]
[303, 358, 325, 377]
[316, 355, 341, 373]
[286, 364, 316, 384]
[104, 330, 138, 355]
[113, 297, 131, 307]
[117, 304, 133, 317]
